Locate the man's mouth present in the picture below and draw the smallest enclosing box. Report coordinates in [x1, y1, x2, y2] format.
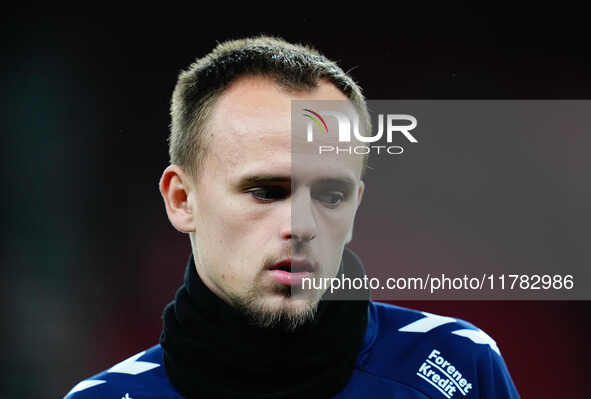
[270, 258, 315, 273]
[267, 258, 316, 286]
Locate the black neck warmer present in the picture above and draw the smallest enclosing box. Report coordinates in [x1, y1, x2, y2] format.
[160, 247, 370, 399]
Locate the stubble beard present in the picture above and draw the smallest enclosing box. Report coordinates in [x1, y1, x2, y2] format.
[228, 280, 324, 332]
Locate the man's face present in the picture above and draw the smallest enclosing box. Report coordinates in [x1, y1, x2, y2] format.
[187, 75, 364, 328]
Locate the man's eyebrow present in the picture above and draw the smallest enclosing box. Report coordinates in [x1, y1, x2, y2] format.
[236, 175, 356, 189]
[314, 177, 356, 188]
[237, 175, 292, 187]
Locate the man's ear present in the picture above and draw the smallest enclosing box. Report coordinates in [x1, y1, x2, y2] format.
[356, 180, 365, 207]
[159, 165, 196, 233]
[345, 180, 365, 244]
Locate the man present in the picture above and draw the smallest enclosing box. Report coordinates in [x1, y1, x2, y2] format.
[64, 36, 520, 398]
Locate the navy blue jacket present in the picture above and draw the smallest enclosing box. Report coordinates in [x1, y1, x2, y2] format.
[65, 301, 520, 398]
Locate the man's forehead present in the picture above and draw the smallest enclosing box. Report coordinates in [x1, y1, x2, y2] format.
[204, 76, 291, 155]
[206, 75, 349, 139]
[200, 75, 363, 179]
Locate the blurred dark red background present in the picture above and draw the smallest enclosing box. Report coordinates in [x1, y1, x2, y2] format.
[2, 7, 589, 398]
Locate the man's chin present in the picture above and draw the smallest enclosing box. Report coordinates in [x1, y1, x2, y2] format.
[231, 291, 322, 332]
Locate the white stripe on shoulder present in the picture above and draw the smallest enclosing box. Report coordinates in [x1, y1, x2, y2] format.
[452, 328, 501, 355]
[398, 312, 457, 333]
[108, 350, 160, 375]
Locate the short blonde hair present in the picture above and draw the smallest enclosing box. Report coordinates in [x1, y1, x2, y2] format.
[168, 35, 371, 180]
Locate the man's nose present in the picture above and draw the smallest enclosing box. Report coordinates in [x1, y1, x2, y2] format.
[280, 189, 317, 242]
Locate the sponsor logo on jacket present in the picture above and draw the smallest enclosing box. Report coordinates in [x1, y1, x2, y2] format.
[416, 349, 473, 398]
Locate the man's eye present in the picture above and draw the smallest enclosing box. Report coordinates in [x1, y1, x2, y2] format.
[248, 187, 289, 201]
[315, 191, 345, 207]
